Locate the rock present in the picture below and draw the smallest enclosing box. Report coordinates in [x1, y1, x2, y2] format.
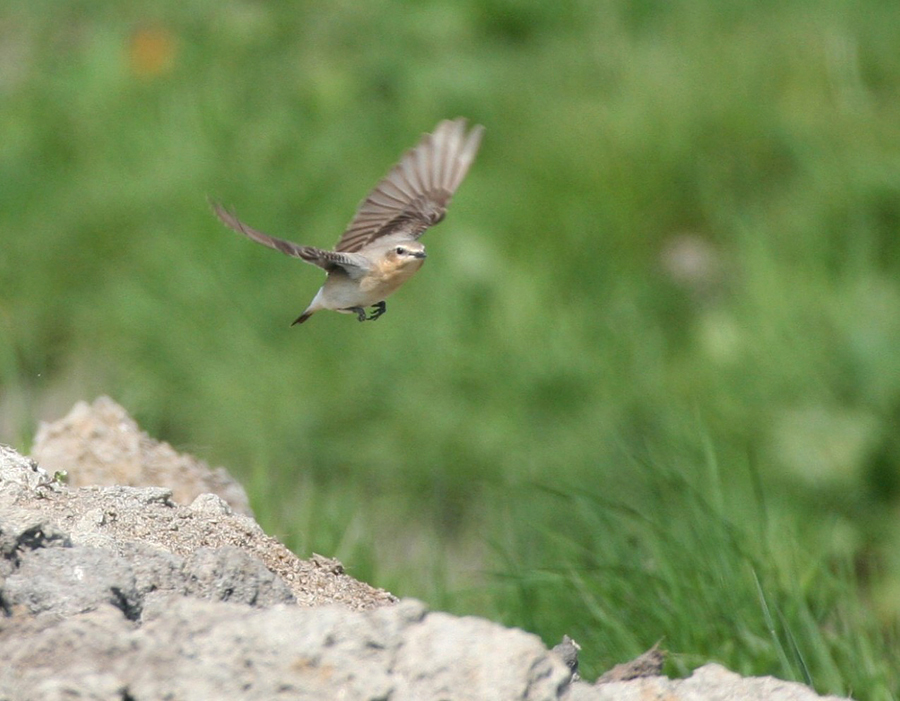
[564, 663, 849, 701]
[0, 444, 48, 490]
[4, 545, 142, 620]
[31, 396, 252, 516]
[552, 634, 581, 681]
[1, 439, 572, 700]
[596, 642, 664, 683]
[0, 597, 572, 701]
[0, 456, 394, 610]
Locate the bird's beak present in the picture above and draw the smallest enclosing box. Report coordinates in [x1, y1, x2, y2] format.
[412, 251, 427, 259]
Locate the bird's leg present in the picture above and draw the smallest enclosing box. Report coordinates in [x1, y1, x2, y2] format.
[367, 301, 387, 321]
[346, 307, 367, 322]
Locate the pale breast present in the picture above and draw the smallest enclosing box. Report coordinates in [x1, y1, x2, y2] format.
[360, 259, 425, 299]
[319, 258, 424, 310]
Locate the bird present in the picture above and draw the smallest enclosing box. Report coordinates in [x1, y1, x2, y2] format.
[211, 118, 484, 325]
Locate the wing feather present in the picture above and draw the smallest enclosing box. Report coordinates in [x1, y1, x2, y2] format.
[211, 201, 370, 276]
[334, 118, 484, 253]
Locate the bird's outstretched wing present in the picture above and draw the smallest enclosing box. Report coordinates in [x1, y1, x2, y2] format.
[334, 118, 484, 253]
[211, 202, 371, 276]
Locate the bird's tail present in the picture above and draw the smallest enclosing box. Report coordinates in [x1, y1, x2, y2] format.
[292, 311, 314, 326]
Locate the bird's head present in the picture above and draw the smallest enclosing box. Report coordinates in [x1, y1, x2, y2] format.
[386, 242, 427, 265]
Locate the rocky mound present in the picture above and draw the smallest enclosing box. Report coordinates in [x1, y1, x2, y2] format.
[31, 396, 253, 516]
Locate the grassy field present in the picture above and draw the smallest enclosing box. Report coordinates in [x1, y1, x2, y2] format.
[2, 0, 900, 696]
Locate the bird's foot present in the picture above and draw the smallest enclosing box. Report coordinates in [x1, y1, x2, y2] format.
[367, 301, 387, 321]
[348, 307, 367, 322]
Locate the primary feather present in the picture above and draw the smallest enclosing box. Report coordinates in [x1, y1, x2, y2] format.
[334, 118, 484, 253]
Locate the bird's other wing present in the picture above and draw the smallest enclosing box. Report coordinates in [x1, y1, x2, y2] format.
[297, 248, 372, 277]
[334, 118, 484, 253]
[211, 201, 371, 276]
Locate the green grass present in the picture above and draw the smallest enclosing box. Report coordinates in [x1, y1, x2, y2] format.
[491, 448, 899, 696]
[2, 0, 900, 696]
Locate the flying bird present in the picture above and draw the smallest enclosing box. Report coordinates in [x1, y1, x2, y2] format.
[212, 118, 484, 325]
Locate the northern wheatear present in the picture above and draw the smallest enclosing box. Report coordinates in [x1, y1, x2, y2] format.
[212, 118, 484, 325]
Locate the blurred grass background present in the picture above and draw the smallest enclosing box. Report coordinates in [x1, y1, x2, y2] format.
[2, 0, 900, 695]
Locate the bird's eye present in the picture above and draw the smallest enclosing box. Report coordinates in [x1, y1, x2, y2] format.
[395, 247, 405, 255]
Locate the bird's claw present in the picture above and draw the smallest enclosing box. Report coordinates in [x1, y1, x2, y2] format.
[367, 302, 387, 321]
[347, 303, 385, 322]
